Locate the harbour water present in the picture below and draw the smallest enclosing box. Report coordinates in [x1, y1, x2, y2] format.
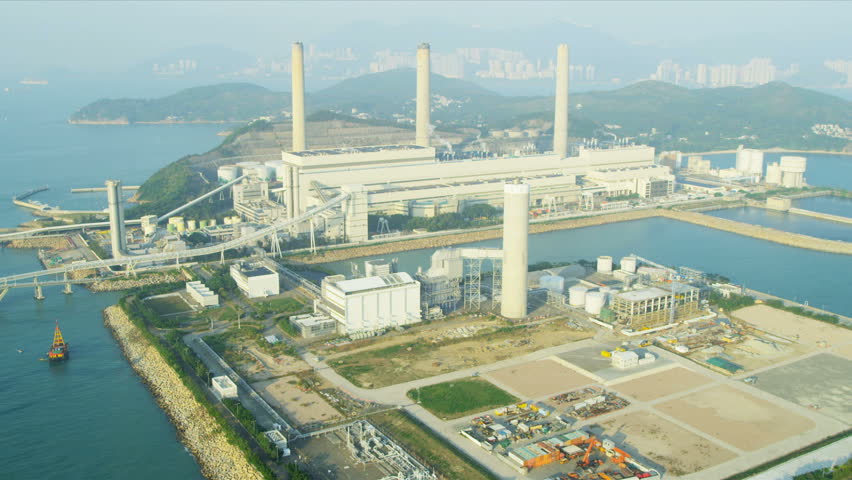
[706, 202, 852, 243]
[702, 152, 852, 190]
[1, 82, 851, 478]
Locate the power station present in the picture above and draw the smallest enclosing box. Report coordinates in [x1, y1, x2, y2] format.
[105, 179, 126, 258]
[500, 182, 530, 319]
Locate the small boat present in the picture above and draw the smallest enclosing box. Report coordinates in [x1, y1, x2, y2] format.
[17, 348, 23, 354]
[46, 321, 69, 363]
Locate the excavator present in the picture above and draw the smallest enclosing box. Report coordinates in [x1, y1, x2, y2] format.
[577, 437, 602, 471]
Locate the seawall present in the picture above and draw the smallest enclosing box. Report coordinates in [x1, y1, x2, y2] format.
[289, 208, 852, 265]
[103, 306, 264, 480]
[788, 208, 852, 225]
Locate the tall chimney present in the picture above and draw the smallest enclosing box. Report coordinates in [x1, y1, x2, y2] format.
[106, 179, 125, 258]
[500, 183, 530, 319]
[291, 41, 306, 152]
[553, 44, 570, 158]
[416, 43, 431, 147]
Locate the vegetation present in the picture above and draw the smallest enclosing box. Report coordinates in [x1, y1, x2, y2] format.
[70, 83, 287, 123]
[723, 429, 851, 480]
[794, 458, 852, 480]
[370, 204, 502, 233]
[528, 260, 576, 272]
[117, 295, 276, 479]
[206, 265, 239, 295]
[143, 295, 192, 316]
[407, 379, 519, 419]
[285, 463, 312, 480]
[370, 410, 498, 480]
[605, 193, 640, 202]
[252, 297, 304, 317]
[763, 299, 847, 328]
[708, 291, 755, 312]
[745, 186, 831, 201]
[222, 399, 278, 458]
[122, 294, 186, 329]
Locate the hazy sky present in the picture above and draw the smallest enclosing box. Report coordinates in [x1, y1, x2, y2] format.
[2, 1, 849, 72]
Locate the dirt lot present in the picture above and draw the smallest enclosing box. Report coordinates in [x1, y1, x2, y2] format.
[600, 410, 737, 477]
[836, 343, 852, 360]
[732, 305, 852, 348]
[752, 353, 852, 423]
[655, 385, 815, 451]
[253, 375, 342, 427]
[486, 358, 596, 399]
[329, 319, 593, 388]
[612, 367, 712, 402]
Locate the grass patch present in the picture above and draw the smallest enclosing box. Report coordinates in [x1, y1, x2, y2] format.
[370, 410, 497, 480]
[723, 429, 851, 480]
[408, 379, 518, 419]
[144, 295, 192, 316]
[253, 297, 304, 316]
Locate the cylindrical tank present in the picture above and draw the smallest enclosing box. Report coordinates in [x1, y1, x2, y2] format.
[217, 165, 240, 183]
[620, 256, 637, 273]
[585, 291, 606, 315]
[236, 161, 260, 168]
[780, 156, 807, 188]
[246, 164, 273, 181]
[230, 216, 241, 224]
[597, 256, 613, 273]
[208, 219, 217, 227]
[765, 162, 782, 185]
[223, 217, 232, 225]
[186, 219, 197, 231]
[500, 183, 530, 319]
[540, 275, 565, 293]
[199, 220, 209, 229]
[274, 164, 288, 182]
[568, 285, 588, 307]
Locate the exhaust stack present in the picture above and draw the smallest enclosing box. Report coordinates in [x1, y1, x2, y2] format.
[416, 43, 431, 147]
[553, 44, 570, 158]
[291, 41, 306, 152]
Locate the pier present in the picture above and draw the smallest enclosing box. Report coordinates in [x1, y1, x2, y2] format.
[787, 207, 852, 225]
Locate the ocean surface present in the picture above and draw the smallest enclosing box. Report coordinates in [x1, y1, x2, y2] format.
[0, 82, 851, 478]
[702, 151, 852, 190]
[705, 198, 852, 243]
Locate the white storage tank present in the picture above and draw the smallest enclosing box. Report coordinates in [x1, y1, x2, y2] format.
[217, 165, 241, 183]
[540, 275, 565, 293]
[249, 164, 274, 181]
[186, 219, 197, 231]
[568, 285, 588, 307]
[597, 256, 613, 273]
[765, 162, 782, 185]
[620, 256, 637, 273]
[585, 291, 606, 315]
[780, 156, 807, 188]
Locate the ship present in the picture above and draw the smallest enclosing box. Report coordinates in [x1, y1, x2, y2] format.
[47, 321, 69, 363]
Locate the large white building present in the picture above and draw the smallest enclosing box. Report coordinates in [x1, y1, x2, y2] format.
[186, 281, 219, 307]
[230, 262, 280, 298]
[735, 148, 764, 178]
[584, 165, 675, 202]
[320, 272, 421, 335]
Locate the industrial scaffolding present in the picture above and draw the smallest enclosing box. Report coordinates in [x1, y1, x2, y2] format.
[344, 420, 437, 480]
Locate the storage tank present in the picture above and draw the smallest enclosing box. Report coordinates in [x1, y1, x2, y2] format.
[597, 256, 613, 273]
[780, 156, 807, 188]
[186, 219, 197, 231]
[208, 219, 217, 227]
[620, 256, 637, 273]
[236, 161, 260, 168]
[585, 291, 606, 315]
[539, 275, 565, 293]
[248, 164, 274, 181]
[765, 162, 782, 185]
[568, 285, 588, 306]
[199, 220, 209, 229]
[217, 165, 240, 183]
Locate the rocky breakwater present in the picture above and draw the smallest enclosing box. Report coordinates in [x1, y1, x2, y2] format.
[90, 272, 184, 292]
[4, 236, 71, 250]
[104, 306, 264, 480]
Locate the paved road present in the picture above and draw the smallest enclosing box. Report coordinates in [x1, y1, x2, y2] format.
[748, 436, 851, 480]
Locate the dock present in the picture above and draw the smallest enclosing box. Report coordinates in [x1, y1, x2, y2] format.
[12, 186, 49, 201]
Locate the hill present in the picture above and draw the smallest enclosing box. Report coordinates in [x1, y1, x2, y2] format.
[69, 83, 289, 123]
[70, 73, 851, 151]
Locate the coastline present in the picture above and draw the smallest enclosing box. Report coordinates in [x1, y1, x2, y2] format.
[289, 208, 852, 265]
[688, 148, 852, 156]
[103, 305, 264, 480]
[68, 119, 244, 125]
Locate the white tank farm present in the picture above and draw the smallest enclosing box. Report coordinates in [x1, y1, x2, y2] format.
[217, 165, 241, 183]
[597, 256, 613, 273]
[620, 256, 637, 273]
[539, 275, 565, 293]
[186, 219, 197, 231]
[569, 285, 588, 306]
[248, 164, 274, 181]
[585, 291, 607, 315]
[765, 162, 782, 185]
[780, 156, 807, 188]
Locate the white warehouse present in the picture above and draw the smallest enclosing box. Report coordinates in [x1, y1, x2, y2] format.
[186, 281, 219, 307]
[321, 273, 421, 335]
[230, 262, 280, 298]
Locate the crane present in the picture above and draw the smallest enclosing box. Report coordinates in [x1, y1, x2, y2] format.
[578, 437, 600, 468]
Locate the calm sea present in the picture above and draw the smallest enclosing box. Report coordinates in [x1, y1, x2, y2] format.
[0, 82, 850, 478]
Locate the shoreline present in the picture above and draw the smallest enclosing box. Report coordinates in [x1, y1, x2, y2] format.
[289, 208, 852, 265]
[68, 119, 245, 125]
[103, 305, 264, 480]
[688, 148, 852, 156]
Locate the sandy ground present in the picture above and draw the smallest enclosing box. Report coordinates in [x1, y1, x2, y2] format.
[600, 410, 737, 477]
[253, 376, 341, 427]
[753, 354, 852, 424]
[485, 358, 596, 399]
[612, 367, 712, 402]
[655, 385, 815, 451]
[834, 343, 852, 360]
[732, 305, 852, 347]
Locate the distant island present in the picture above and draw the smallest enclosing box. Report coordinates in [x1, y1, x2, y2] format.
[70, 71, 852, 153]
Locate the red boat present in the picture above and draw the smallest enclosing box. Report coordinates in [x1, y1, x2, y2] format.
[47, 321, 69, 363]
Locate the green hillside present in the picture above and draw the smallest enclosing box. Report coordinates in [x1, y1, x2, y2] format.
[69, 83, 289, 123]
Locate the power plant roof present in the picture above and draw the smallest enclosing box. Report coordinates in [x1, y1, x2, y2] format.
[288, 145, 430, 157]
[333, 272, 417, 293]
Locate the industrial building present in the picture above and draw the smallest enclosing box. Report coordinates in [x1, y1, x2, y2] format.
[320, 272, 421, 335]
[583, 165, 675, 200]
[609, 285, 700, 329]
[186, 280, 219, 307]
[230, 262, 280, 298]
[501, 183, 530, 319]
[735, 147, 764, 178]
[290, 313, 338, 338]
[416, 247, 503, 314]
[211, 375, 238, 400]
[105, 179, 126, 258]
[780, 156, 807, 187]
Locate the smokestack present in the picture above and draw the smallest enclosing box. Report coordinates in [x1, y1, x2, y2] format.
[553, 44, 570, 158]
[416, 43, 431, 147]
[291, 41, 306, 152]
[106, 179, 125, 258]
[500, 183, 530, 319]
